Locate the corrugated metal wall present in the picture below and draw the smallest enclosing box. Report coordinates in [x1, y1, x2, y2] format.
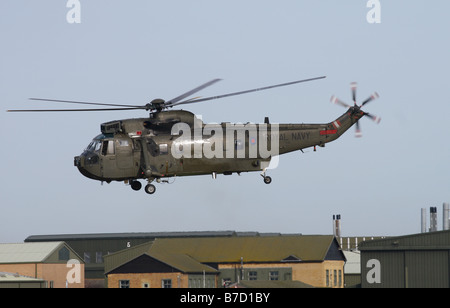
[405, 251, 449, 288]
[360, 231, 450, 288]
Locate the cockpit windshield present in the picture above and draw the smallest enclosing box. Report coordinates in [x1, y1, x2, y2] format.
[86, 140, 102, 153]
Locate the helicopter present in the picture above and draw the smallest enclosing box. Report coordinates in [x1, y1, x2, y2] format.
[7, 76, 380, 195]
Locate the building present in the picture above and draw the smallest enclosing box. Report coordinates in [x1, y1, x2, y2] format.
[25, 231, 254, 287]
[0, 242, 84, 288]
[0, 272, 46, 288]
[342, 251, 361, 288]
[104, 235, 346, 288]
[359, 230, 450, 288]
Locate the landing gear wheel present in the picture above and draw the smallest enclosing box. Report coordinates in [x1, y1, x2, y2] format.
[145, 184, 156, 195]
[130, 180, 142, 191]
[263, 176, 272, 184]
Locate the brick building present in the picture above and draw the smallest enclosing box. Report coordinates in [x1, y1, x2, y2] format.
[104, 235, 345, 288]
[0, 242, 84, 288]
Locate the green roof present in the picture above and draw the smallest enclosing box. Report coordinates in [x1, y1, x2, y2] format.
[150, 235, 336, 263]
[105, 235, 342, 274]
[359, 230, 450, 251]
[146, 253, 218, 274]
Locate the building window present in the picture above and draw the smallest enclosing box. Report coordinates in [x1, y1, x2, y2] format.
[334, 270, 337, 287]
[269, 271, 279, 281]
[162, 279, 172, 288]
[142, 282, 149, 288]
[96, 252, 103, 263]
[326, 270, 330, 287]
[248, 271, 257, 281]
[338, 270, 342, 287]
[84, 252, 91, 264]
[58, 247, 70, 261]
[119, 280, 130, 288]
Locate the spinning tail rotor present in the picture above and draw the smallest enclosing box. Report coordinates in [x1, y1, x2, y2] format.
[331, 82, 381, 137]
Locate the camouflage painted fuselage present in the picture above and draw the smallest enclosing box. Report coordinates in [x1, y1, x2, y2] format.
[74, 108, 363, 183]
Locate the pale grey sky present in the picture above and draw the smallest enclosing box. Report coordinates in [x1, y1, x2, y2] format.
[1, 1, 449, 242]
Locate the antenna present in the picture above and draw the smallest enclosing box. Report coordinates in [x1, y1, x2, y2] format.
[444, 203, 450, 231]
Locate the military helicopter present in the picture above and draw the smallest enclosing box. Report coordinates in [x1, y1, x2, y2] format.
[8, 76, 380, 195]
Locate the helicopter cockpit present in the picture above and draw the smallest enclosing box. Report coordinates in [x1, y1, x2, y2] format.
[84, 134, 114, 160]
[74, 134, 115, 181]
[75, 133, 140, 183]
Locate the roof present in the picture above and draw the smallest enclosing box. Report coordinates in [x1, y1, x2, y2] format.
[149, 252, 218, 273]
[149, 235, 338, 263]
[0, 242, 65, 263]
[25, 231, 293, 242]
[359, 230, 450, 251]
[229, 280, 314, 288]
[105, 235, 344, 275]
[0, 272, 45, 283]
[343, 251, 360, 274]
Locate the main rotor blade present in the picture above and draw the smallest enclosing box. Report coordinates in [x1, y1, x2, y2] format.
[7, 107, 144, 112]
[355, 121, 362, 138]
[350, 82, 357, 105]
[361, 92, 379, 107]
[330, 95, 351, 108]
[364, 112, 381, 124]
[165, 79, 222, 106]
[29, 98, 141, 108]
[171, 76, 326, 107]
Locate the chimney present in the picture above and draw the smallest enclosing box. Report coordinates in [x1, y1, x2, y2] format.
[332, 214, 341, 238]
[430, 207, 438, 232]
[421, 208, 427, 233]
[444, 203, 450, 231]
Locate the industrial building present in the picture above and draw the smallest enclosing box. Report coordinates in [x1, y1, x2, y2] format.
[25, 231, 259, 287]
[20, 203, 450, 289]
[360, 230, 450, 288]
[25, 231, 346, 288]
[0, 242, 84, 288]
[0, 272, 47, 288]
[104, 235, 346, 288]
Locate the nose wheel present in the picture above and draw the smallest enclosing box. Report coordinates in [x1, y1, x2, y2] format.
[145, 184, 156, 195]
[128, 180, 156, 194]
[130, 180, 142, 191]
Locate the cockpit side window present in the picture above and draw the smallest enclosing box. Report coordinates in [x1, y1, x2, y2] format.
[101, 140, 115, 156]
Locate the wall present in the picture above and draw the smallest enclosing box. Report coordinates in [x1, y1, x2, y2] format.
[107, 272, 188, 288]
[218, 261, 345, 288]
[0, 263, 84, 288]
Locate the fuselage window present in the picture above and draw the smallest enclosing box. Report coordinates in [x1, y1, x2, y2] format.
[102, 140, 115, 156]
[159, 144, 168, 155]
[117, 140, 129, 147]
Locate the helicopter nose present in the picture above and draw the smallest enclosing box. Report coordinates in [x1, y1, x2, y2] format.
[74, 155, 83, 167]
[74, 154, 103, 181]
